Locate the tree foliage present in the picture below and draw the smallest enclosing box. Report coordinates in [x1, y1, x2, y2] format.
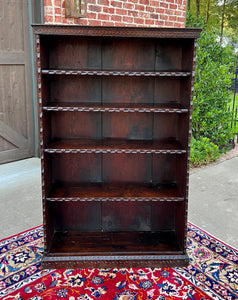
[187, 0, 238, 44]
[186, 15, 234, 166]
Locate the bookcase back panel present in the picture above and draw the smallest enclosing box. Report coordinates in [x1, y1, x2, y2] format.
[154, 77, 190, 106]
[155, 42, 182, 71]
[49, 37, 102, 70]
[152, 154, 184, 187]
[102, 38, 155, 71]
[102, 77, 154, 104]
[151, 202, 176, 231]
[48, 75, 101, 103]
[49, 201, 101, 232]
[40, 36, 193, 72]
[155, 39, 193, 71]
[44, 76, 190, 107]
[153, 114, 187, 143]
[103, 153, 152, 183]
[103, 113, 153, 140]
[51, 111, 101, 139]
[52, 153, 102, 184]
[102, 202, 151, 231]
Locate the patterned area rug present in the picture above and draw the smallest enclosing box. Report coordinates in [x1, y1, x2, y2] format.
[0, 223, 237, 300]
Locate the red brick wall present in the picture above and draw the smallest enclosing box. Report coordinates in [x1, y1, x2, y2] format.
[44, 0, 186, 28]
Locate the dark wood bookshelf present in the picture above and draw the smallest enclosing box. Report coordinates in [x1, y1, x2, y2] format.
[33, 25, 201, 269]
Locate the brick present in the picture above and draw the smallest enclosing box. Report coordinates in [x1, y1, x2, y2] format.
[115, 8, 127, 15]
[160, 2, 168, 8]
[123, 3, 134, 9]
[88, 4, 101, 12]
[103, 7, 115, 14]
[174, 22, 184, 28]
[128, 10, 138, 17]
[98, 13, 110, 20]
[151, 14, 158, 19]
[177, 16, 185, 22]
[165, 20, 174, 27]
[135, 4, 145, 11]
[88, 19, 102, 25]
[178, 5, 186, 10]
[145, 19, 155, 25]
[140, 0, 149, 5]
[55, 15, 62, 23]
[45, 6, 53, 14]
[54, 7, 62, 14]
[62, 18, 70, 24]
[75, 18, 88, 25]
[44, 0, 52, 6]
[146, 6, 154, 12]
[155, 8, 165, 14]
[86, 12, 97, 19]
[54, 0, 62, 6]
[165, 9, 174, 15]
[111, 15, 122, 21]
[139, 11, 150, 18]
[45, 15, 53, 23]
[102, 21, 115, 26]
[169, 15, 177, 21]
[122, 16, 133, 23]
[97, 0, 109, 4]
[150, 0, 159, 6]
[134, 17, 144, 24]
[154, 20, 165, 26]
[169, 3, 177, 10]
[114, 22, 127, 26]
[111, 1, 122, 8]
[160, 14, 168, 20]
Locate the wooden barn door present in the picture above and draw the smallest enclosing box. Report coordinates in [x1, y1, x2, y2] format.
[0, 0, 34, 164]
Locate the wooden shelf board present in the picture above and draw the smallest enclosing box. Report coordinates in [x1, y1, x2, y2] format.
[43, 102, 189, 113]
[49, 230, 182, 255]
[46, 182, 184, 201]
[44, 138, 186, 154]
[41, 69, 191, 77]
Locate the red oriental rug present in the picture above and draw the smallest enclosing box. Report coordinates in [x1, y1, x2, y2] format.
[0, 222, 237, 300]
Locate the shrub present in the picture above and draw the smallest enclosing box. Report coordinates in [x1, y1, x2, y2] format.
[190, 137, 221, 167]
[186, 14, 234, 166]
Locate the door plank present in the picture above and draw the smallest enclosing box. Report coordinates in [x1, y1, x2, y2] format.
[0, 120, 29, 148]
[0, 0, 34, 163]
[0, 52, 25, 65]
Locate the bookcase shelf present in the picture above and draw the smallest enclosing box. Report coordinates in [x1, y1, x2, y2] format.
[41, 69, 191, 77]
[34, 25, 201, 269]
[43, 102, 189, 113]
[46, 182, 184, 202]
[44, 138, 186, 154]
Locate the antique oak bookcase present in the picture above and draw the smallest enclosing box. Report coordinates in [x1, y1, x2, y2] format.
[33, 25, 201, 269]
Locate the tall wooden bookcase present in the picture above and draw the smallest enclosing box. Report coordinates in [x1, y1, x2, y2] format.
[33, 25, 201, 269]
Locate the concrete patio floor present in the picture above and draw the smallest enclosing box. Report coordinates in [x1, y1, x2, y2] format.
[0, 155, 237, 249]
